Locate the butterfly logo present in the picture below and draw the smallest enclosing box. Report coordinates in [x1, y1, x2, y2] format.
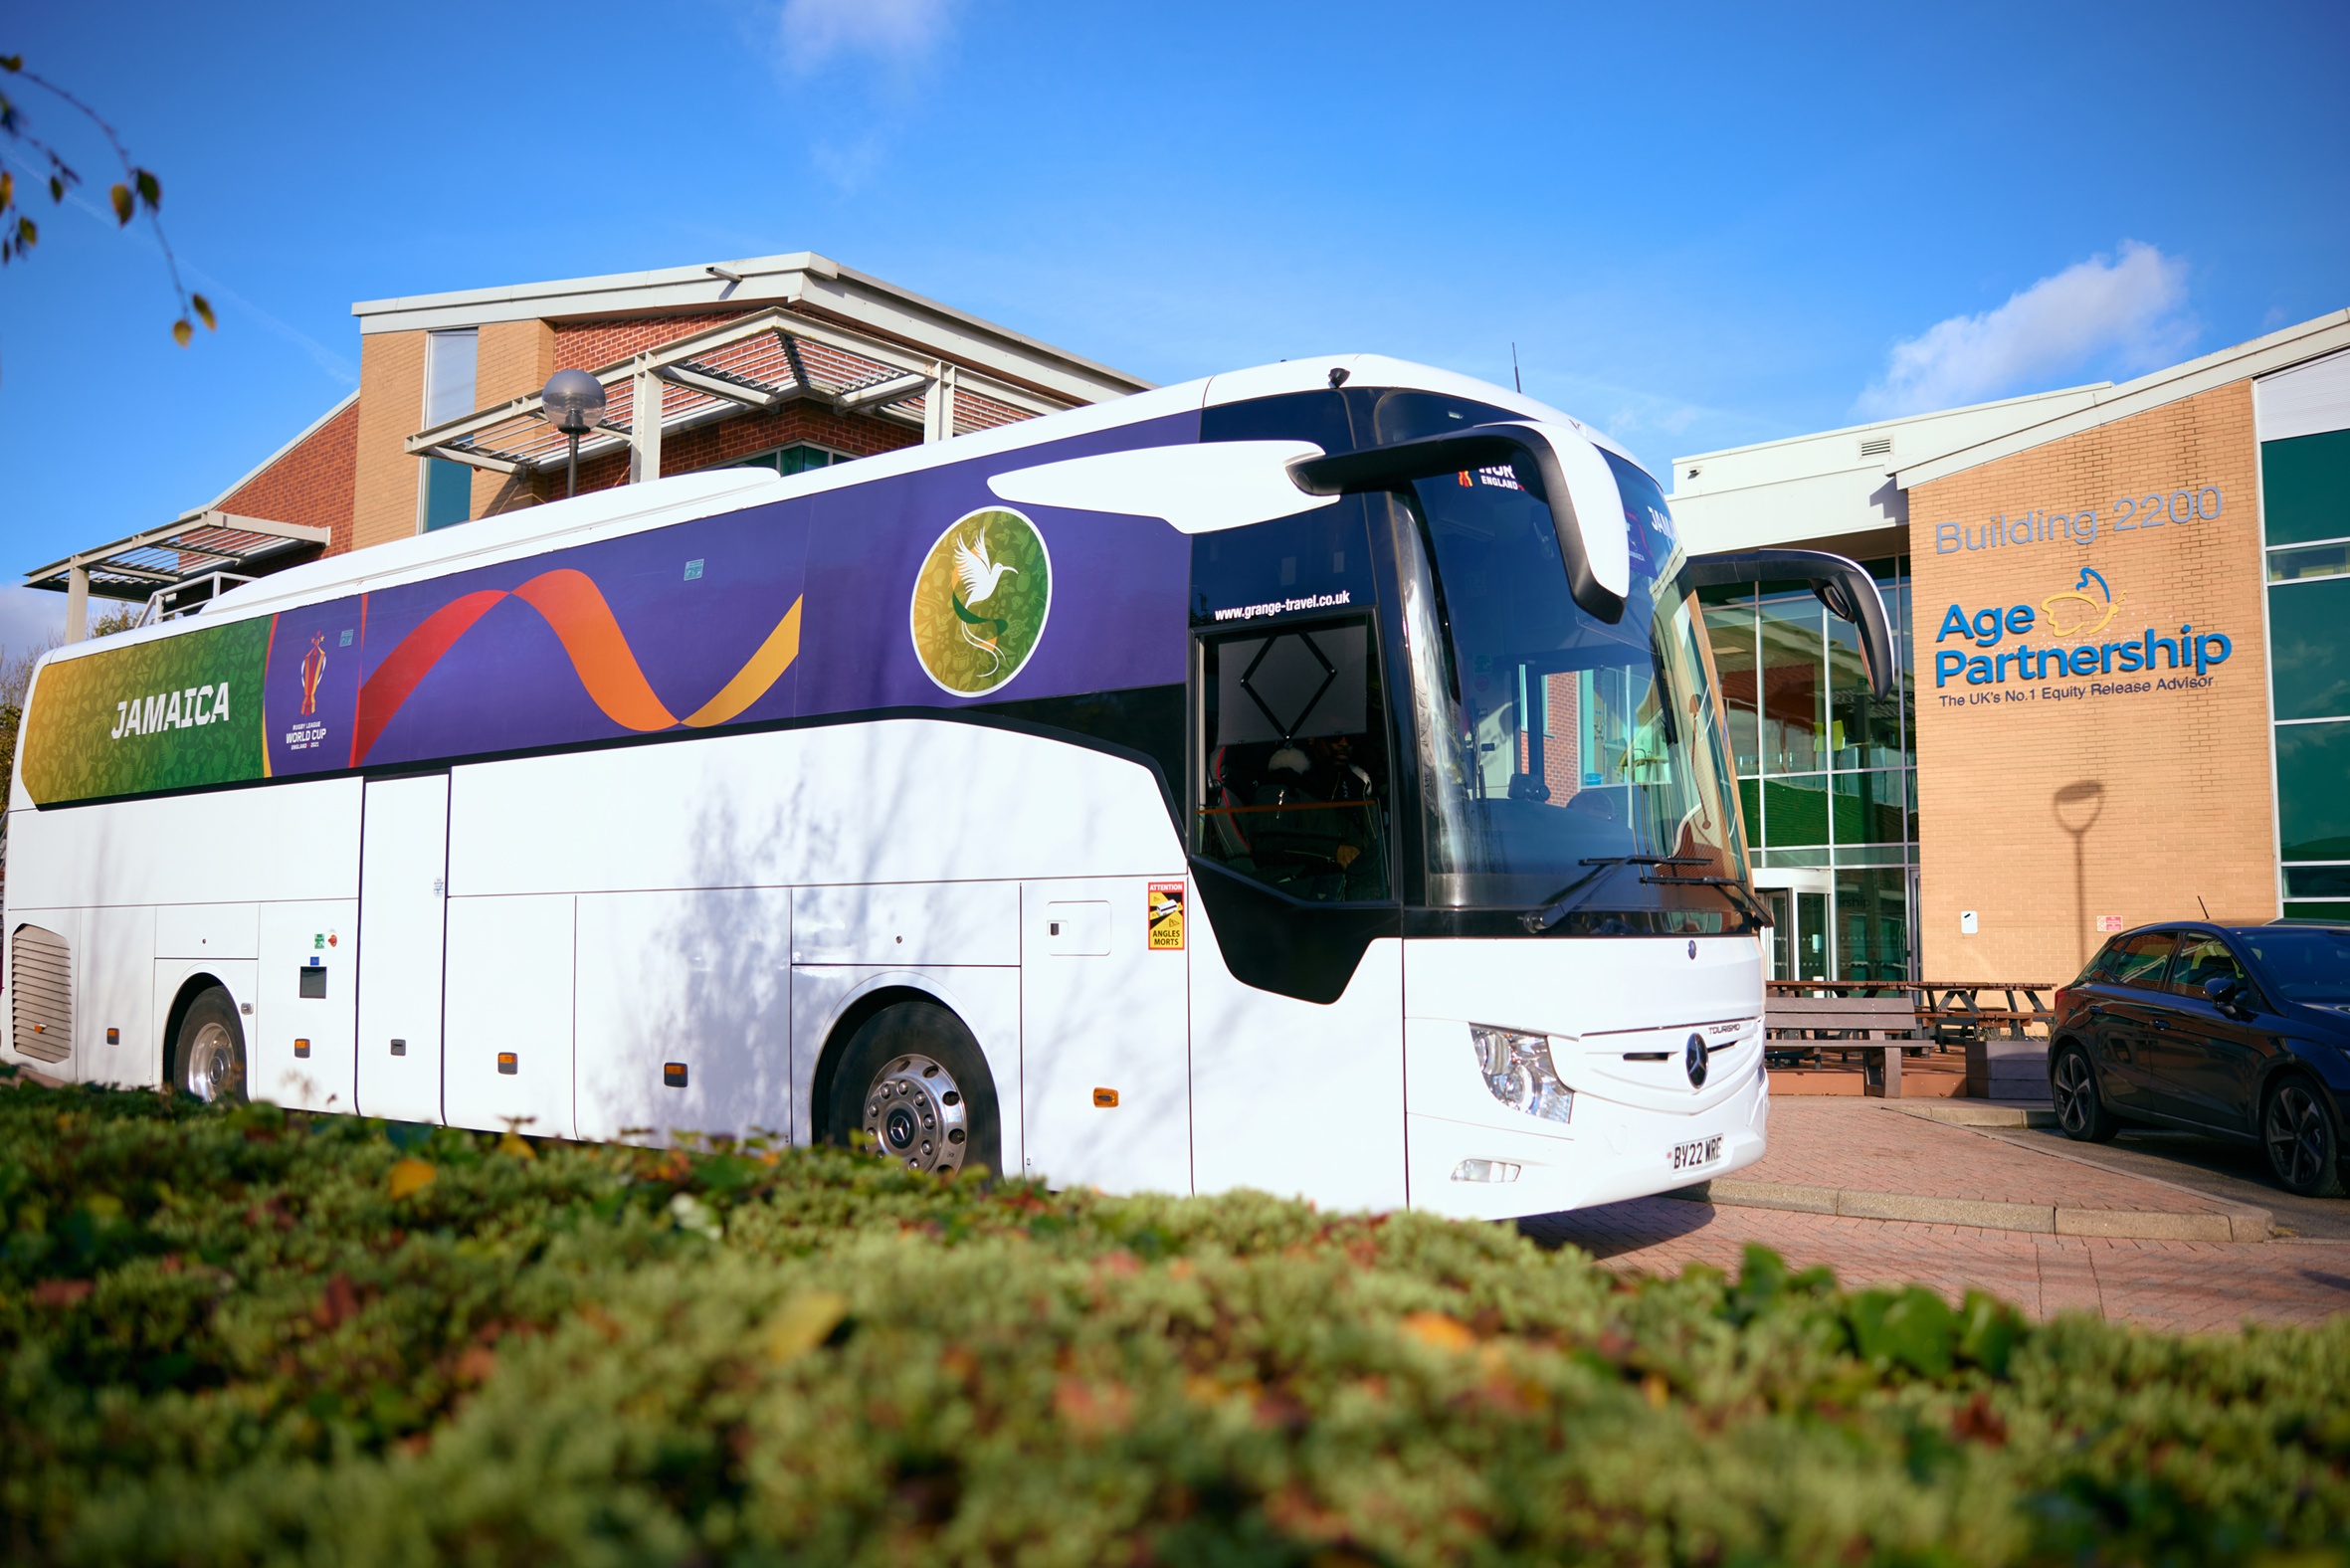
[2042, 567, 2124, 640]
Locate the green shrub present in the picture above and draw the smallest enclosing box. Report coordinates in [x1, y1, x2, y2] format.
[1, 1078, 2345, 1565]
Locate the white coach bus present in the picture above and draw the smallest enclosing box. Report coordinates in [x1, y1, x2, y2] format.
[1, 356, 1889, 1220]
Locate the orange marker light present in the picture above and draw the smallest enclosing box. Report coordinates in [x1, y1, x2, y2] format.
[294, 1038, 311, 1059]
[1092, 1087, 1119, 1108]
[496, 1052, 518, 1076]
[663, 1063, 688, 1088]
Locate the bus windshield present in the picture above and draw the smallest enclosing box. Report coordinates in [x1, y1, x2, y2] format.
[1398, 448, 1752, 927]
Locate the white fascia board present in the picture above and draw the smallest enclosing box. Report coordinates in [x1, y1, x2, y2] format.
[1671, 383, 2108, 469]
[1893, 310, 2350, 490]
[1668, 468, 1908, 556]
[1668, 384, 2110, 501]
[351, 253, 831, 333]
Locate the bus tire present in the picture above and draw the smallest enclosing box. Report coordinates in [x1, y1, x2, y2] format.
[172, 986, 248, 1104]
[828, 1000, 1001, 1181]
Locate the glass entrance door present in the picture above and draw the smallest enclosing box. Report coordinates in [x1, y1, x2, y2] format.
[1753, 870, 1835, 982]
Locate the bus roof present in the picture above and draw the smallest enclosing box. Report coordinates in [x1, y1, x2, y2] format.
[34, 355, 1645, 674]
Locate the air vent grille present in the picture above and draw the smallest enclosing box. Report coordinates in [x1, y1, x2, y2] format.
[1859, 436, 1893, 459]
[11, 925, 72, 1063]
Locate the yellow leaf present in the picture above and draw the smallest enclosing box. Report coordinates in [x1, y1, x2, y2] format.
[1398, 1310, 1475, 1353]
[388, 1158, 437, 1199]
[108, 183, 130, 224]
[763, 1289, 849, 1364]
[495, 1131, 535, 1159]
[171, 318, 191, 347]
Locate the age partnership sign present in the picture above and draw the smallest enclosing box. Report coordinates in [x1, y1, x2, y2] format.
[1930, 565, 2233, 712]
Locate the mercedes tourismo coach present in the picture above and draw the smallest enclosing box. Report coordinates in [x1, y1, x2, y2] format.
[1, 356, 1890, 1220]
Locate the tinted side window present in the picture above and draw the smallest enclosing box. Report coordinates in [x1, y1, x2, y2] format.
[1195, 616, 1392, 903]
[2108, 931, 2178, 991]
[1200, 388, 1358, 452]
[2076, 941, 2128, 985]
[1359, 389, 1524, 446]
[2169, 934, 2253, 1001]
[1191, 504, 1378, 629]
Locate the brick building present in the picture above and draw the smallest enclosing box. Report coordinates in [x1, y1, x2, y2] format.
[1667, 310, 2350, 984]
[28, 253, 1150, 629]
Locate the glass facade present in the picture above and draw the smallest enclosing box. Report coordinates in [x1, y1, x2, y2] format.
[1701, 560, 1920, 980]
[2263, 427, 2350, 923]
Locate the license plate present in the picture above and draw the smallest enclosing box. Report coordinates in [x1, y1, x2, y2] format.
[1668, 1135, 1723, 1172]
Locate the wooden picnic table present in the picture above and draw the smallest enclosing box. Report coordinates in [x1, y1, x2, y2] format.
[1762, 979, 2061, 1041]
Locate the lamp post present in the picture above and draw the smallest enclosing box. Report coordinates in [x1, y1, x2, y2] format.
[540, 369, 608, 499]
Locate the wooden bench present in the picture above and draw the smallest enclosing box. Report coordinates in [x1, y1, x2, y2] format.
[1763, 995, 1924, 1097]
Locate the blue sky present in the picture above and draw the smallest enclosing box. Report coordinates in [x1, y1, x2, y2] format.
[2, 0, 2345, 649]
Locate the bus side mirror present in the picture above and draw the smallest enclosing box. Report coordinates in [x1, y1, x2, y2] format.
[1683, 548, 1896, 698]
[1286, 422, 1631, 624]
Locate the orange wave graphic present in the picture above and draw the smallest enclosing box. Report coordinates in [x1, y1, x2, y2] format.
[351, 571, 801, 764]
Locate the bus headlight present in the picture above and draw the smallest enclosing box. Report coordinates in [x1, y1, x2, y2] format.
[1469, 1024, 1573, 1124]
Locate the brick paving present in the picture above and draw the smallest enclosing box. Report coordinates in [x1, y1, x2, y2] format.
[1748, 1098, 2240, 1214]
[1522, 1198, 2350, 1333]
[1515, 1094, 2350, 1333]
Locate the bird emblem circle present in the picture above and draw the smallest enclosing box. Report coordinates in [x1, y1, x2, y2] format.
[908, 507, 1052, 695]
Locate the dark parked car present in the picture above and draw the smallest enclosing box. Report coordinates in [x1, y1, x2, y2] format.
[2048, 921, 2350, 1197]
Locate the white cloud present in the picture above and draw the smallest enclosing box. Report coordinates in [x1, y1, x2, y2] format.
[1857, 241, 2196, 418]
[777, 0, 960, 75]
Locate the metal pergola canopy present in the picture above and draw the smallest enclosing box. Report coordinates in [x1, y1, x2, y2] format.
[24, 512, 333, 604]
[406, 305, 1070, 479]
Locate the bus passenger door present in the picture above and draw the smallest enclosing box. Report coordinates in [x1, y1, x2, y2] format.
[1019, 877, 1192, 1194]
[356, 774, 450, 1123]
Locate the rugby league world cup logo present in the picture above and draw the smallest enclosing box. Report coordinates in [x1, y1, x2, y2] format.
[298, 632, 329, 716]
[909, 507, 1052, 695]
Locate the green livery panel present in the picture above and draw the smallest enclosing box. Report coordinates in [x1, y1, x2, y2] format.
[19, 619, 272, 805]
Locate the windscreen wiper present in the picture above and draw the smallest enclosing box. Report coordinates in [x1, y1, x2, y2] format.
[1520, 856, 1707, 933]
[1641, 868, 1777, 928]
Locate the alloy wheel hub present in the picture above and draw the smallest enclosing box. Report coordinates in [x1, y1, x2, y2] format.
[863, 1053, 970, 1176]
[186, 1023, 236, 1103]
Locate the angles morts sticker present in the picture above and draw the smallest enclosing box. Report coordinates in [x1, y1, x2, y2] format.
[909, 506, 1051, 696]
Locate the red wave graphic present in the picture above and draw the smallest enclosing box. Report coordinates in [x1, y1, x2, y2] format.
[349, 571, 796, 766]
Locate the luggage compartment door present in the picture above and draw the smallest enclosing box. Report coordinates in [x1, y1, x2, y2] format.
[1019, 877, 1192, 1195]
[356, 774, 451, 1123]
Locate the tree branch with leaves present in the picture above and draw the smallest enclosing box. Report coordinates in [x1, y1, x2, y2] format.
[0, 54, 214, 346]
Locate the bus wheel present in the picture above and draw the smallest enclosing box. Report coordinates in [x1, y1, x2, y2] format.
[173, 987, 248, 1104]
[831, 1001, 1000, 1180]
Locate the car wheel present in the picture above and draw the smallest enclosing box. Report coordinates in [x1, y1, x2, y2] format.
[172, 986, 248, 1104]
[2262, 1078, 2347, 1199]
[827, 1000, 1001, 1180]
[2050, 1044, 2118, 1143]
